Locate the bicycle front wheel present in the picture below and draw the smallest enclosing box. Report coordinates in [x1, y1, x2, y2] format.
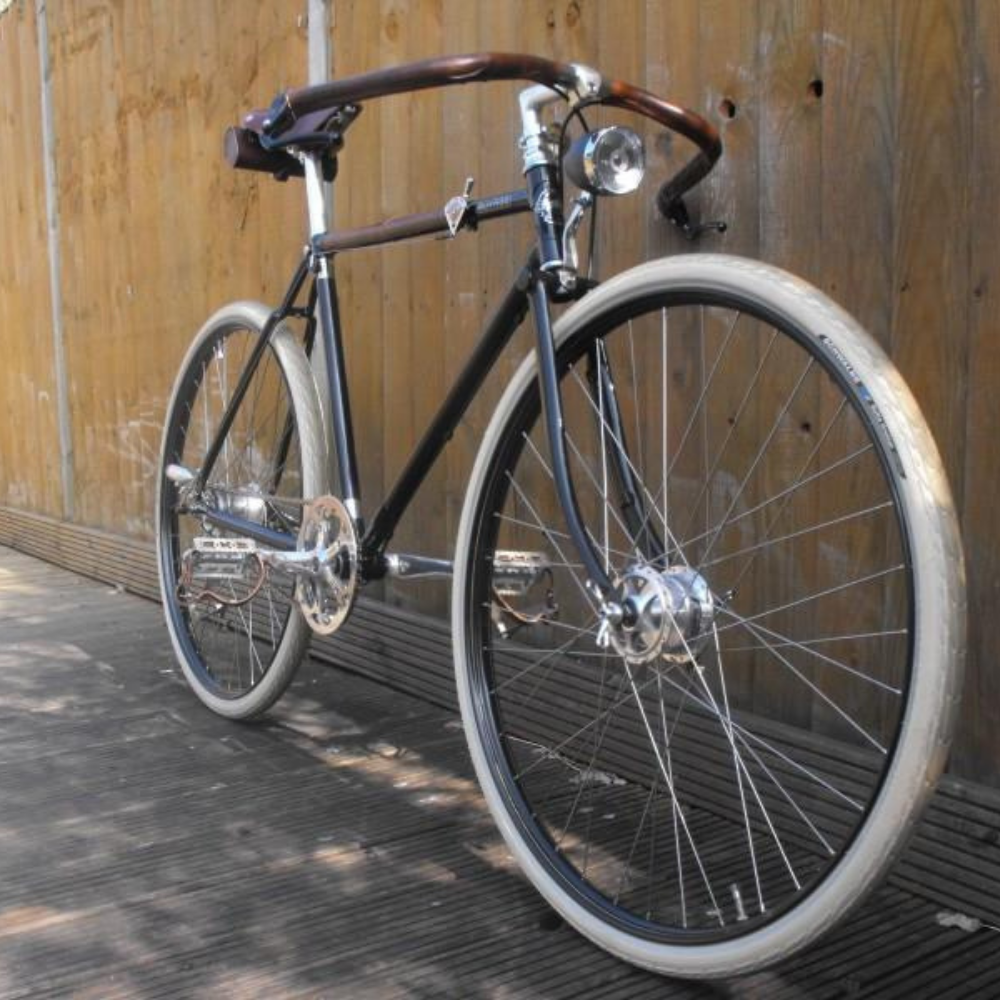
[453, 255, 964, 977]
[157, 301, 327, 719]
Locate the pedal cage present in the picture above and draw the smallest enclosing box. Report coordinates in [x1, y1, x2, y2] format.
[177, 538, 268, 609]
[491, 584, 559, 638]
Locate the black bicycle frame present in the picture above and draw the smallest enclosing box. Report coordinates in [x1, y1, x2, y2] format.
[195, 187, 623, 596]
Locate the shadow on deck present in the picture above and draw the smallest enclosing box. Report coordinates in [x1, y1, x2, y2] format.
[0, 545, 996, 999]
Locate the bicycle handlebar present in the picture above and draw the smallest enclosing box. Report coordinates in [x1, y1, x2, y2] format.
[260, 52, 721, 211]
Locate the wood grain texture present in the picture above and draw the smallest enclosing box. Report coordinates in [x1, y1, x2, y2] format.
[755, 1, 824, 728]
[892, 0, 971, 504]
[958, 0, 1000, 783]
[0, 540, 998, 997]
[0, 0, 997, 787]
[0, 4, 62, 518]
[45, 0, 306, 537]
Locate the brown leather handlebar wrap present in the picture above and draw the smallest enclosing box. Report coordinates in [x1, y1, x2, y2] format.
[276, 53, 581, 122]
[261, 52, 721, 208]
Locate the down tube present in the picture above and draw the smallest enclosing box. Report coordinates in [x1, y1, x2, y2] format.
[363, 254, 537, 559]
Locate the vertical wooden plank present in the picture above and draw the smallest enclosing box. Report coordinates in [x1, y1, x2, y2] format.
[693, 0, 761, 713]
[375, 0, 411, 599]
[645, 0, 704, 262]
[818, 1, 901, 747]
[376, 0, 446, 615]
[642, 3, 705, 598]
[334, 0, 386, 560]
[469, 0, 519, 388]
[892, 1, 971, 503]
[697, 0, 760, 259]
[956, 0, 1000, 785]
[512, 0, 603, 569]
[820, 0, 895, 342]
[754, 1, 824, 729]
[892, 0, 973, 778]
[441, 0, 482, 553]
[48, 0, 115, 529]
[0, 2, 62, 519]
[758, 1, 823, 278]
[44, 0, 306, 538]
[439, 0, 520, 569]
[596, 0, 644, 279]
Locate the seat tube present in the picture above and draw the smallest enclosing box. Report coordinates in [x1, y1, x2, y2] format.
[302, 154, 363, 523]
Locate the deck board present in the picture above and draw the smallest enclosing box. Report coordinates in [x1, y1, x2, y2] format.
[0, 544, 997, 998]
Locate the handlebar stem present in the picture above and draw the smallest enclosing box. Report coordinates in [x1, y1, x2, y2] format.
[518, 84, 562, 171]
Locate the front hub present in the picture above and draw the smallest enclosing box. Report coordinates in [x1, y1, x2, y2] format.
[606, 565, 716, 665]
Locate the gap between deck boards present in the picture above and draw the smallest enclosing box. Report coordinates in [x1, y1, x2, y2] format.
[2, 502, 999, 934]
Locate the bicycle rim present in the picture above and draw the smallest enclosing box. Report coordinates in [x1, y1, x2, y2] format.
[159, 317, 313, 705]
[459, 278, 924, 953]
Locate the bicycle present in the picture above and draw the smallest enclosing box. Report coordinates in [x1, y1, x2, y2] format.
[155, 53, 965, 978]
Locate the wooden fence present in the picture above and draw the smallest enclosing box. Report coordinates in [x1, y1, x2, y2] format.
[1, 0, 998, 787]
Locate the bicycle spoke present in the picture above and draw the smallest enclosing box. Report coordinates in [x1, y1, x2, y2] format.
[712, 628, 765, 912]
[654, 667, 847, 848]
[699, 501, 894, 573]
[504, 471, 597, 613]
[721, 397, 848, 592]
[462, 284, 934, 950]
[492, 616, 599, 700]
[623, 661, 724, 926]
[713, 564, 905, 636]
[722, 628, 907, 653]
[697, 358, 815, 567]
[675, 330, 779, 545]
[715, 608, 902, 694]
[568, 367, 690, 565]
[164, 325, 303, 703]
[666, 309, 740, 480]
[522, 421, 642, 566]
[661, 308, 669, 544]
[678, 444, 875, 552]
[727, 615, 888, 754]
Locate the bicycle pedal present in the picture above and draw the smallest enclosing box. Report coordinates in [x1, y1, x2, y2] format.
[491, 550, 550, 597]
[179, 537, 266, 607]
[188, 536, 258, 578]
[491, 590, 559, 639]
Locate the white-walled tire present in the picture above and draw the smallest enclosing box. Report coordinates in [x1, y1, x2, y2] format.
[157, 302, 327, 719]
[452, 256, 965, 977]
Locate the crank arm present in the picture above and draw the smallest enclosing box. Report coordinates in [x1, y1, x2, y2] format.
[259, 542, 345, 578]
[385, 553, 453, 579]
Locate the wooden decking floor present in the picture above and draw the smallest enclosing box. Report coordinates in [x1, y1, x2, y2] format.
[0, 544, 997, 999]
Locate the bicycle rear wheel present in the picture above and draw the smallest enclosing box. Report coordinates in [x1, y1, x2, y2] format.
[157, 301, 326, 719]
[453, 255, 964, 976]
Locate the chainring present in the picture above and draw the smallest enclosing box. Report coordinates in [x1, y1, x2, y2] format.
[295, 495, 359, 635]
